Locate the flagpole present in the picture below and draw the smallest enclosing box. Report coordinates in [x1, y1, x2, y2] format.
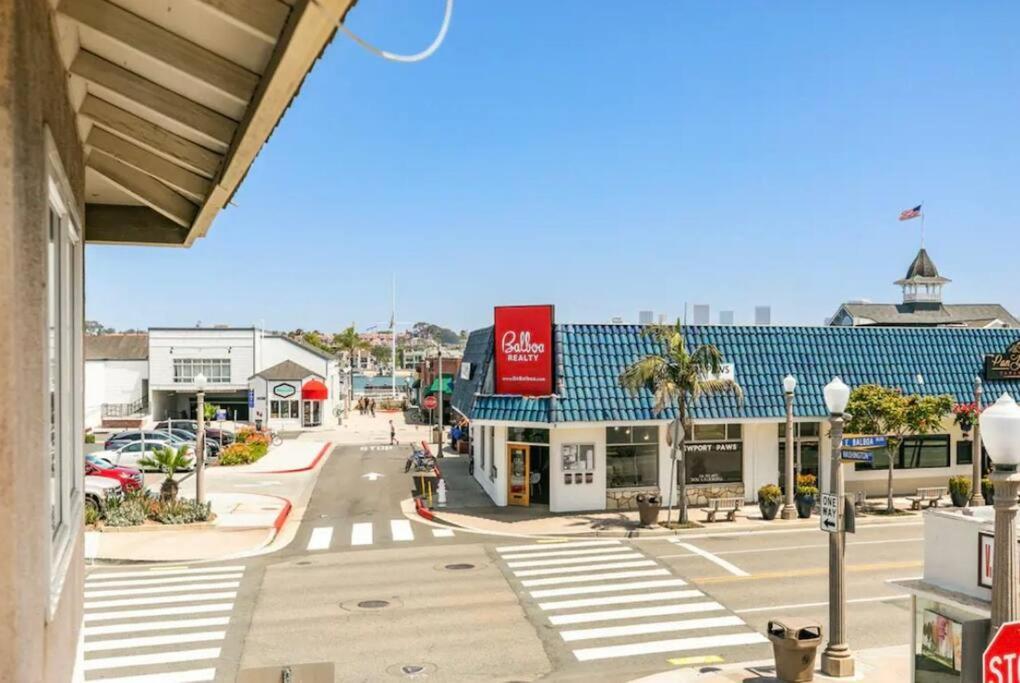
[920, 202, 925, 249]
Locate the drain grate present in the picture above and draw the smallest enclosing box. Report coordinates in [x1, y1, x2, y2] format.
[444, 563, 474, 571]
[358, 599, 390, 609]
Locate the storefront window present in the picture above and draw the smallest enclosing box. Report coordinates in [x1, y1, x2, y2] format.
[685, 423, 743, 441]
[855, 435, 950, 471]
[778, 422, 821, 489]
[684, 442, 743, 484]
[606, 426, 658, 488]
[270, 400, 299, 419]
[507, 427, 550, 444]
[173, 358, 231, 383]
[955, 441, 987, 466]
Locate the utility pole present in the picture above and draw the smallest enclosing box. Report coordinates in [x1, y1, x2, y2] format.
[436, 345, 443, 456]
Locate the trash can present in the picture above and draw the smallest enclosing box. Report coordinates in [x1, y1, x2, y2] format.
[636, 494, 661, 528]
[767, 618, 822, 682]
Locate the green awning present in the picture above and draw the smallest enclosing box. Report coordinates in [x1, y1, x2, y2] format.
[424, 376, 453, 396]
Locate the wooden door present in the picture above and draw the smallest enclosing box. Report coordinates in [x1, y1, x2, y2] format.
[507, 444, 530, 506]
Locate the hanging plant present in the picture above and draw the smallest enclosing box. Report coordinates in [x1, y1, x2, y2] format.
[952, 402, 979, 436]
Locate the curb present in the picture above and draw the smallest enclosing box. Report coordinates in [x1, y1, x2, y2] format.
[250, 441, 332, 474]
[270, 495, 293, 532]
[414, 497, 434, 521]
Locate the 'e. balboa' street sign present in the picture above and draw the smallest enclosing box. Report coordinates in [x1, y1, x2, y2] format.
[842, 435, 887, 449]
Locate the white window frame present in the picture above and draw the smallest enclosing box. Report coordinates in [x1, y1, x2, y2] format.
[45, 130, 83, 621]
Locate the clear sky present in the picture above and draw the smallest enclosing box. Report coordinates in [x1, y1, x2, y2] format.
[85, 1, 1020, 333]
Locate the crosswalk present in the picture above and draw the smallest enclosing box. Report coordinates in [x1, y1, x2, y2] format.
[497, 539, 767, 663]
[83, 564, 245, 681]
[304, 519, 455, 551]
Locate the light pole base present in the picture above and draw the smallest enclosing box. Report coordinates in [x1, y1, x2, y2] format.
[780, 504, 797, 520]
[820, 646, 855, 677]
[970, 492, 986, 507]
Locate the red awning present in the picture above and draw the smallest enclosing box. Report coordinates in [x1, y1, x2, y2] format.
[301, 379, 328, 400]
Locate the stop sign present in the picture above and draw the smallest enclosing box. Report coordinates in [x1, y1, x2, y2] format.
[423, 395, 438, 410]
[985, 621, 1020, 682]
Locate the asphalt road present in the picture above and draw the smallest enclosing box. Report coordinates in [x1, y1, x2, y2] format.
[82, 443, 922, 682]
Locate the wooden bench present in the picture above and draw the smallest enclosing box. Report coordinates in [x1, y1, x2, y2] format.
[701, 497, 743, 523]
[908, 486, 947, 510]
[853, 491, 868, 509]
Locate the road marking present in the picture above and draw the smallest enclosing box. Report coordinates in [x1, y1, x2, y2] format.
[431, 528, 455, 538]
[90, 669, 216, 683]
[85, 581, 240, 598]
[539, 589, 703, 612]
[84, 573, 242, 588]
[572, 631, 768, 662]
[560, 615, 745, 642]
[307, 527, 334, 551]
[667, 655, 725, 666]
[84, 630, 226, 653]
[513, 560, 657, 578]
[672, 542, 750, 577]
[83, 647, 221, 671]
[502, 546, 637, 560]
[550, 601, 724, 626]
[362, 472, 384, 481]
[390, 519, 415, 542]
[83, 603, 234, 623]
[693, 560, 922, 584]
[351, 522, 373, 546]
[84, 617, 230, 637]
[87, 566, 245, 580]
[660, 537, 923, 559]
[672, 520, 921, 541]
[507, 551, 640, 569]
[530, 578, 688, 599]
[734, 594, 910, 614]
[85, 591, 237, 610]
[497, 539, 621, 553]
[521, 569, 671, 588]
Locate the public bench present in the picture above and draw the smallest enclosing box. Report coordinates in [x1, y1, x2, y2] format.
[908, 486, 947, 510]
[701, 496, 743, 523]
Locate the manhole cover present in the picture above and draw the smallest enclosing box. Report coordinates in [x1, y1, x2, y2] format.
[444, 563, 474, 570]
[357, 600, 390, 609]
[385, 662, 438, 678]
[402, 666, 424, 675]
[296, 560, 312, 566]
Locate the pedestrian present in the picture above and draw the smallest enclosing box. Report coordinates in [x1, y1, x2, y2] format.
[389, 419, 397, 445]
[370, 399, 376, 418]
[450, 423, 461, 450]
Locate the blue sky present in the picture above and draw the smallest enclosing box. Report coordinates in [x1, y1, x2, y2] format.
[86, 1, 1020, 333]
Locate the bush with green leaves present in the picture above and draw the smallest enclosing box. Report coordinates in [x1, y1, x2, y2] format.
[84, 504, 100, 526]
[102, 494, 148, 527]
[949, 475, 972, 498]
[219, 442, 257, 465]
[758, 484, 782, 504]
[795, 473, 819, 499]
[149, 498, 212, 525]
[139, 445, 193, 501]
[84, 432, 96, 444]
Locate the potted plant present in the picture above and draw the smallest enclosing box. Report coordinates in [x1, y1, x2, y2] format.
[982, 477, 994, 506]
[948, 475, 971, 507]
[794, 473, 819, 519]
[952, 402, 979, 438]
[758, 484, 782, 521]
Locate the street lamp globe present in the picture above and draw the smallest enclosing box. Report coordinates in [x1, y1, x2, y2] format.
[981, 393, 1020, 468]
[783, 374, 797, 394]
[194, 372, 207, 389]
[823, 377, 850, 416]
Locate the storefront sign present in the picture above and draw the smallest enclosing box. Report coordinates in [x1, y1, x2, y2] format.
[248, 390, 255, 408]
[985, 340, 1020, 381]
[684, 441, 742, 484]
[273, 383, 296, 399]
[494, 305, 554, 395]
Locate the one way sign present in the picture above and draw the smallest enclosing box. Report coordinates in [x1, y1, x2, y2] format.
[820, 493, 839, 533]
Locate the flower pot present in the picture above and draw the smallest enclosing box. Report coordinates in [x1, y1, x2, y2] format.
[759, 499, 780, 521]
[983, 482, 995, 506]
[950, 490, 969, 507]
[795, 495, 815, 519]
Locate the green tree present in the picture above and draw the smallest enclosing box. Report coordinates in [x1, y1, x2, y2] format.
[370, 345, 391, 366]
[85, 320, 114, 335]
[139, 445, 194, 502]
[302, 330, 334, 354]
[845, 385, 953, 513]
[203, 402, 219, 421]
[333, 326, 371, 412]
[619, 321, 743, 524]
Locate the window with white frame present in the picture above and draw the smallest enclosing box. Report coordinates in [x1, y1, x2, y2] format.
[270, 399, 299, 419]
[45, 134, 83, 618]
[173, 358, 231, 383]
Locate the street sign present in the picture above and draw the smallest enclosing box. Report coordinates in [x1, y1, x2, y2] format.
[820, 493, 839, 533]
[215, 408, 226, 421]
[842, 435, 887, 449]
[423, 395, 438, 410]
[247, 390, 255, 408]
[840, 450, 873, 464]
[985, 621, 1020, 682]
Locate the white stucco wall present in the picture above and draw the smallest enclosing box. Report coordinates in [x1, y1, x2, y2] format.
[743, 422, 779, 502]
[472, 424, 507, 506]
[550, 426, 607, 512]
[148, 328, 255, 390]
[84, 359, 148, 428]
[923, 509, 993, 603]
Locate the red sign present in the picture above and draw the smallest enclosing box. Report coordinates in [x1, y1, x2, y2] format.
[423, 395, 438, 410]
[985, 621, 1020, 682]
[494, 305, 554, 396]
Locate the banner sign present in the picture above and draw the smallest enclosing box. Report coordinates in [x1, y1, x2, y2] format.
[494, 305, 554, 396]
[985, 340, 1020, 381]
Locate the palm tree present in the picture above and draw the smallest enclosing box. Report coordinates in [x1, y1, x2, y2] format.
[333, 325, 370, 415]
[619, 321, 743, 524]
[139, 444, 194, 502]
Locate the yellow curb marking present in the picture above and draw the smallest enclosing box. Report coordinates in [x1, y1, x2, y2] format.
[668, 655, 724, 666]
[692, 560, 922, 584]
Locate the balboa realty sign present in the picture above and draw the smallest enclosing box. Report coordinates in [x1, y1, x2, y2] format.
[494, 305, 554, 396]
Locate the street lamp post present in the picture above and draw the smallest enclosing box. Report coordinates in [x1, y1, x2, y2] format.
[436, 345, 444, 457]
[821, 376, 854, 677]
[194, 372, 207, 506]
[971, 376, 986, 506]
[781, 374, 798, 520]
[980, 393, 1020, 632]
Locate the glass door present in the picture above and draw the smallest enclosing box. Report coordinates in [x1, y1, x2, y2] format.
[507, 444, 530, 506]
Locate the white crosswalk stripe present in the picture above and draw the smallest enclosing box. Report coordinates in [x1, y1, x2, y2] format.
[302, 520, 456, 550]
[82, 564, 244, 681]
[499, 541, 768, 663]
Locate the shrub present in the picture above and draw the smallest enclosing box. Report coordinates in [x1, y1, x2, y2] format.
[84, 504, 100, 526]
[103, 494, 148, 527]
[758, 484, 782, 504]
[84, 432, 96, 444]
[149, 498, 212, 525]
[219, 442, 260, 466]
[795, 473, 819, 498]
[949, 475, 972, 498]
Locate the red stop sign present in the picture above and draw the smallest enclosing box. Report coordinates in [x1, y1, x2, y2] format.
[985, 621, 1020, 682]
[423, 396, 438, 410]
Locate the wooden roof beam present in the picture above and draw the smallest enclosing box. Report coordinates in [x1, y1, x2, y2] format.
[87, 149, 198, 227]
[85, 204, 190, 246]
[86, 127, 211, 202]
[194, 0, 290, 45]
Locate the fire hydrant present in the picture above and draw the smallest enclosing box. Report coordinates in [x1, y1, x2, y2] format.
[437, 479, 447, 508]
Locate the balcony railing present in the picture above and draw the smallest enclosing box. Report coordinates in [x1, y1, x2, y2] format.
[101, 395, 149, 418]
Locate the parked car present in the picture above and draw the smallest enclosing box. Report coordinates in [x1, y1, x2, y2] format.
[85, 475, 122, 514]
[93, 440, 195, 472]
[103, 430, 174, 450]
[154, 420, 234, 445]
[85, 454, 144, 492]
[165, 428, 221, 457]
[105, 429, 214, 458]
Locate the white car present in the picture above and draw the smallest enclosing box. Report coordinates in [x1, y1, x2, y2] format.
[85, 475, 122, 514]
[93, 440, 195, 471]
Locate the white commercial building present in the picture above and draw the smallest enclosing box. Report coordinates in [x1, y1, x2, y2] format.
[84, 334, 149, 429]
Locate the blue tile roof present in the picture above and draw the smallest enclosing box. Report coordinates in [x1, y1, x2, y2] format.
[469, 324, 1020, 423]
[450, 326, 492, 418]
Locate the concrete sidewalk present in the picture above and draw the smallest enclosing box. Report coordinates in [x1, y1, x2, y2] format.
[300, 409, 433, 447]
[630, 645, 909, 682]
[228, 439, 330, 473]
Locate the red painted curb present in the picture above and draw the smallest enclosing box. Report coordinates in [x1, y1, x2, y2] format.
[259, 441, 332, 474]
[271, 497, 293, 531]
[415, 497, 434, 521]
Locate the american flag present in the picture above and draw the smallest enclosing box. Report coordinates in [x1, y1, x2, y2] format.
[899, 204, 922, 221]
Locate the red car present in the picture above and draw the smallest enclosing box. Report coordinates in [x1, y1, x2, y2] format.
[86, 454, 144, 492]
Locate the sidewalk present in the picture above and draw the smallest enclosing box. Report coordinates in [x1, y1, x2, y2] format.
[294, 409, 431, 447]
[630, 645, 909, 682]
[228, 439, 331, 473]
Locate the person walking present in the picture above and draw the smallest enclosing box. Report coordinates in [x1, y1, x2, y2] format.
[369, 399, 376, 418]
[389, 419, 397, 445]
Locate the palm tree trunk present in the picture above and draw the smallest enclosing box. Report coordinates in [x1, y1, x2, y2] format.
[886, 447, 896, 513]
[665, 458, 676, 526]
